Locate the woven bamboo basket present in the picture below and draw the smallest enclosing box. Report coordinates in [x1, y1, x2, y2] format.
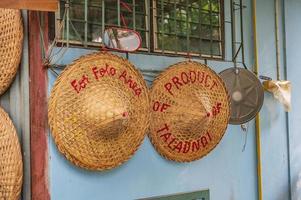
[149, 61, 230, 162]
[0, 9, 23, 96]
[0, 106, 23, 200]
[48, 52, 150, 170]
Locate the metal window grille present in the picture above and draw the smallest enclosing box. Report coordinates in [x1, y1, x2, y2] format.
[153, 0, 224, 58]
[57, 0, 150, 48]
[56, 0, 224, 58]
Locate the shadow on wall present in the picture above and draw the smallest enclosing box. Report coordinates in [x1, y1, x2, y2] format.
[261, 93, 281, 131]
[292, 159, 301, 200]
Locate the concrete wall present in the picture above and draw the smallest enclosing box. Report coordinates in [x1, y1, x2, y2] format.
[46, 0, 297, 199]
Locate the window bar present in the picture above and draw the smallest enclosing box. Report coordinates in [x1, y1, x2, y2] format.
[219, 0, 223, 57]
[209, 0, 213, 58]
[239, 0, 246, 67]
[101, 0, 105, 34]
[230, 0, 237, 66]
[118, 0, 121, 26]
[198, 0, 203, 58]
[133, 0, 136, 30]
[70, 20, 85, 43]
[186, 0, 190, 53]
[174, 0, 178, 54]
[66, 0, 70, 46]
[178, 4, 182, 53]
[84, 0, 88, 46]
[146, 0, 151, 51]
[161, 0, 165, 53]
[55, 1, 60, 40]
[168, 0, 171, 34]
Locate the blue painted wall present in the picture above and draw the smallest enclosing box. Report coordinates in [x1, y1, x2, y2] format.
[284, 0, 301, 199]
[47, 0, 296, 199]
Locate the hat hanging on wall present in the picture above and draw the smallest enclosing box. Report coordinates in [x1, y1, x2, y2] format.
[219, 67, 264, 125]
[0, 9, 23, 96]
[149, 61, 230, 162]
[48, 52, 150, 170]
[0, 106, 23, 200]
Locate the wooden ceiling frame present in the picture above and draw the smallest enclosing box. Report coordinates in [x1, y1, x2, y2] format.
[0, 0, 58, 11]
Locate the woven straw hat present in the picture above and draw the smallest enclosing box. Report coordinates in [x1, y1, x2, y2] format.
[0, 106, 23, 200]
[48, 52, 150, 170]
[149, 61, 230, 162]
[0, 9, 23, 96]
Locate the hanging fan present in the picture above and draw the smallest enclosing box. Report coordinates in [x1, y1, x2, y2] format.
[219, 0, 264, 125]
[219, 67, 264, 125]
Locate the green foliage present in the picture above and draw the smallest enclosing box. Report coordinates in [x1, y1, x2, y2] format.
[157, 0, 221, 54]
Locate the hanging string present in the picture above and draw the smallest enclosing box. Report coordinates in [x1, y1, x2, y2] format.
[48, 4, 69, 66]
[49, 68, 59, 77]
[241, 122, 249, 152]
[37, 12, 47, 62]
[100, 45, 109, 52]
[187, 51, 192, 61]
[274, 0, 281, 80]
[37, 2, 69, 70]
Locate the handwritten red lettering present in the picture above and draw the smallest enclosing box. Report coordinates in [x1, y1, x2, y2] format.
[153, 101, 171, 112]
[210, 80, 218, 90]
[198, 71, 205, 83]
[160, 132, 172, 142]
[207, 131, 212, 141]
[164, 82, 173, 95]
[205, 74, 211, 87]
[182, 141, 191, 153]
[190, 70, 196, 83]
[201, 136, 208, 147]
[192, 140, 200, 152]
[157, 125, 213, 153]
[207, 103, 222, 117]
[70, 74, 90, 94]
[71, 80, 79, 93]
[119, 70, 142, 96]
[157, 123, 170, 133]
[174, 141, 183, 153]
[172, 76, 182, 89]
[92, 64, 116, 80]
[110, 67, 116, 76]
[163, 70, 219, 96]
[181, 72, 189, 84]
[167, 138, 177, 149]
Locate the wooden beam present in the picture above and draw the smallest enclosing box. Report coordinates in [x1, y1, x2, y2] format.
[29, 11, 50, 200]
[0, 0, 58, 11]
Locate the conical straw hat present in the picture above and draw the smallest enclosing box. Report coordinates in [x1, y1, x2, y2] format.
[0, 9, 23, 96]
[0, 106, 23, 200]
[48, 52, 150, 170]
[149, 61, 230, 162]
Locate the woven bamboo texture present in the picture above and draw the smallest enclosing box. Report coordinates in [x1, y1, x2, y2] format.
[149, 61, 230, 162]
[0, 9, 23, 96]
[0, 106, 23, 200]
[48, 52, 150, 170]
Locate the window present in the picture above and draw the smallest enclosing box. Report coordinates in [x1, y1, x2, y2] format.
[57, 0, 224, 58]
[153, 0, 223, 57]
[58, 0, 149, 48]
